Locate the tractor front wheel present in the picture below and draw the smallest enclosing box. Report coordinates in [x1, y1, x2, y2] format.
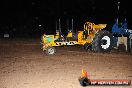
[45, 46, 56, 55]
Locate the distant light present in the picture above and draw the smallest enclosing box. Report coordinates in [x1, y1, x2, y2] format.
[39, 25, 42, 27]
[4, 34, 9, 38]
[32, 2, 35, 5]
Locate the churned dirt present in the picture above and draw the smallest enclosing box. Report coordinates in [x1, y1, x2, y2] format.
[0, 38, 132, 88]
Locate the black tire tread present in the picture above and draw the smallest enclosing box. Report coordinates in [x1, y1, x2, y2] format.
[91, 30, 113, 52]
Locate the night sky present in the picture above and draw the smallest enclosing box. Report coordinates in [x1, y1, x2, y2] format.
[0, 0, 131, 37]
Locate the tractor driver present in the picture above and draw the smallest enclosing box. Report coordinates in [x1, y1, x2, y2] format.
[83, 29, 88, 39]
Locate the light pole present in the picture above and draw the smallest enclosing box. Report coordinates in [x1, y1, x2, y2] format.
[117, 1, 120, 23]
[118, 1, 120, 11]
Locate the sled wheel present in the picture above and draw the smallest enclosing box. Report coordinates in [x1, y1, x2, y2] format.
[46, 46, 56, 55]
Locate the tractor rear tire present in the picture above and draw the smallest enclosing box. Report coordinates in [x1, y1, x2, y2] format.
[91, 30, 113, 52]
[130, 38, 132, 53]
[127, 37, 132, 53]
[45, 46, 56, 55]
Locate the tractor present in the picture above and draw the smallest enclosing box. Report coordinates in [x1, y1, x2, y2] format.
[41, 18, 113, 55]
[111, 1, 132, 52]
[112, 18, 132, 52]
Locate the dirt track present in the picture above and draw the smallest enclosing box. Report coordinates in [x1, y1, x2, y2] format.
[0, 38, 132, 88]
